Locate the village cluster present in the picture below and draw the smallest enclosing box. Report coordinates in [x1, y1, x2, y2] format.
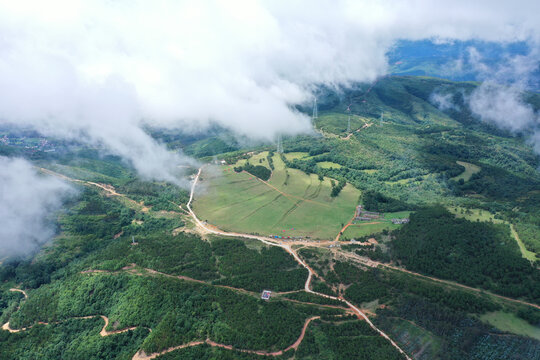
[0, 133, 60, 153]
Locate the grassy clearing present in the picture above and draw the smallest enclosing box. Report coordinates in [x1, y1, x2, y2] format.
[510, 224, 537, 262]
[233, 151, 271, 169]
[480, 311, 540, 340]
[383, 211, 411, 220]
[317, 161, 342, 169]
[342, 222, 400, 239]
[514, 222, 540, 258]
[193, 153, 361, 240]
[248, 152, 271, 169]
[314, 112, 367, 134]
[448, 207, 502, 223]
[385, 178, 414, 185]
[452, 161, 481, 182]
[360, 299, 380, 312]
[283, 152, 309, 160]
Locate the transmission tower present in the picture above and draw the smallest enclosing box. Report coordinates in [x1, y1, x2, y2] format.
[380, 112, 384, 127]
[312, 97, 318, 121]
[276, 134, 283, 154]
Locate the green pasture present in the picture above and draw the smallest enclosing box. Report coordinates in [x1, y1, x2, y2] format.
[193, 153, 361, 240]
[480, 312, 540, 340]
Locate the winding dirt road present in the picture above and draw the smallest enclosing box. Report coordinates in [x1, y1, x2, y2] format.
[82, 266, 351, 315]
[132, 316, 320, 360]
[2, 288, 144, 335]
[9, 288, 28, 299]
[132, 341, 205, 360]
[1, 288, 29, 333]
[2, 308, 139, 337]
[38, 168, 149, 212]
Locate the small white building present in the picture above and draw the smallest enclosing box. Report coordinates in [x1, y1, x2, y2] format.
[261, 290, 272, 300]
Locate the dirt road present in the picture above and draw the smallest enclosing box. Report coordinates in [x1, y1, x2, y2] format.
[132, 341, 205, 360]
[9, 288, 28, 299]
[133, 316, 320, 359]
[38, 168, 149, 212]
[337, 250, 540, 310]
[2, 311, 140, 336]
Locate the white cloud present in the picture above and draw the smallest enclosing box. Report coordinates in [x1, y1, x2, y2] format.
[465, 42, 540, 150]
[430, 92, 458, 111]
[0, 157, 74, 257]
[1, 1, 539, 180]
[469, 81, 537, 132]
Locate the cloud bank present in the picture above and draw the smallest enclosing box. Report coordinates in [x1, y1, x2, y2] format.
[1, 1, 540, 181]
[463, 42, 540, 151]
[469, 82, 538, 132]
[0, 157, 74, 257]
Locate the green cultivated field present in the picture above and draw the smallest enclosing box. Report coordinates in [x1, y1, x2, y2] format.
[194, 153, 361, 239]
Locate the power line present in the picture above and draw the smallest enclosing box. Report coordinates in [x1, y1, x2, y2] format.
[346, 103, 352, 133]
[276, 134, 283, 153]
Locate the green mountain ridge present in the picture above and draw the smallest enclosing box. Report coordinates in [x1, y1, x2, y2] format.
[1, 75, 539, 360]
